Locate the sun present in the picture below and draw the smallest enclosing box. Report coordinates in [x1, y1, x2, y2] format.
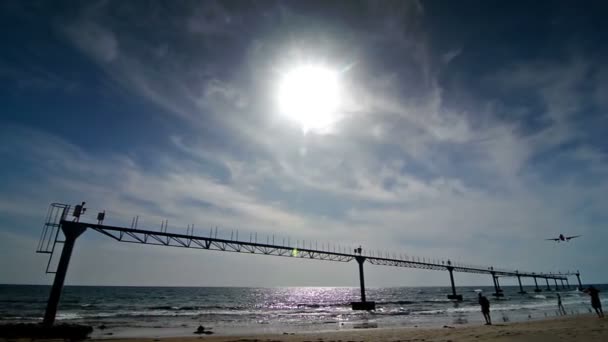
[277, 64, 341, 133]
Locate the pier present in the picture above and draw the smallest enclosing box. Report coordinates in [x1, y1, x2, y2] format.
[37, 203, 578, 325]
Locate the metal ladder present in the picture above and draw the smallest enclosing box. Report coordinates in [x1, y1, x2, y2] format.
[36, 203, 71, 274]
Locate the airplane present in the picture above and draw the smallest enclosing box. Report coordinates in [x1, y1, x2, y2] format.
[546, 234, 582, 242]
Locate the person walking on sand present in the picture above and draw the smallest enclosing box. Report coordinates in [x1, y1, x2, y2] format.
[585, 286, 604, 318]
[557, 293, 566, 315]
[478, 293, 492, 325]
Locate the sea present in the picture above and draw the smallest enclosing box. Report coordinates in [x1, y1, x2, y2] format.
[0, 284, 605, 338]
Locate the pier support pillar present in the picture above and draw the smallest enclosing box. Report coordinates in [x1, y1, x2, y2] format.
[566, 279, 570, 289]
[517, 275, 526, 294]
[554, 278, 559, 291]
[576, 272, 583, 290]
[43, 222, 86, 325]
[545, 278, 551, 291]
[491, 273, 503, 297]
[351, 256, 375, 310]
[533, 277, 541, 292]
[446, 267, 462, 301]
[358, 256, 366, 302]
[560, 279, 565, 289]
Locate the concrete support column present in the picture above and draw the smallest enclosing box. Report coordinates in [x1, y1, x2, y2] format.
[491, 272, 503, 297]
[43, 222, 86, 325]
[576, 272, 583, 290]
[517, 275, 526, 294]
[357, 256, 366, 302]
[351, 256, 375, 310]
[545, 278, 551, 291]
[554, 278, 559, 291]
[446, 267, 462, 300]
[534, 277, 541, 292]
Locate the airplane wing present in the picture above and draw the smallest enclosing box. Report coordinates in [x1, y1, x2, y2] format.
[565, 235, 582, 240]
[545, 238, 560, 241]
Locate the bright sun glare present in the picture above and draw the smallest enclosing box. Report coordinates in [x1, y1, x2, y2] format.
[277, 65, 340, 133]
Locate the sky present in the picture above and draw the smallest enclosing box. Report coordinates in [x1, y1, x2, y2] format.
[1, 0, 607, 288]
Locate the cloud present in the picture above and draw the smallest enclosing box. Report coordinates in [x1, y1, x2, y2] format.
[63, 21, 119, 63]
[442, 48, 462, 64]
[2, 1, 608, 285]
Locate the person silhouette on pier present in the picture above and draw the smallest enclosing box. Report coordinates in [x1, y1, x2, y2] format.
[478, 293, 491, 325]
[557, 293, 566, 315]
[585, 286, 604, 318]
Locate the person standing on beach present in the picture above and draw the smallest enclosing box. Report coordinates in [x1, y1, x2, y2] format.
[478, 293, 492, 325]
[585, 286, 604, 318]
[557, 293, 566, 315]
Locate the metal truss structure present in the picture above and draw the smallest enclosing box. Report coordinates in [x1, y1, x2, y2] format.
[37, 203, 583, 325]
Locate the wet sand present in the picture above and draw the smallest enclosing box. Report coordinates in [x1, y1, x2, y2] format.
[93, 315, 607, 342]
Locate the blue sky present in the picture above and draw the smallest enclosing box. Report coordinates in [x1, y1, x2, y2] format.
[1, 0, 607, 287]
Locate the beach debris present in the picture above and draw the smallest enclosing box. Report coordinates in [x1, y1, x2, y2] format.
[193, 325, 214, 335]
[442, 325, 455, 329]
[98, 324, 107, 330]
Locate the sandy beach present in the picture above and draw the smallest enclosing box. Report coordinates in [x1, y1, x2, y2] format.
[91, 315, 607, 342]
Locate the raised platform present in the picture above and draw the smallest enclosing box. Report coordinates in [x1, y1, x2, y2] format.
[351, 301, 376, 310]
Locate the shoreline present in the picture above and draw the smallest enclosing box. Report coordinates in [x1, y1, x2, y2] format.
[84, 307, 591, 340]
[90, 315, 607, 342]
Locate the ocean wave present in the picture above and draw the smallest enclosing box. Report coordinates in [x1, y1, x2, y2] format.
[377, 300, 416, 305]
[376, 310, 411, 317]
[0, 299, 48, 304]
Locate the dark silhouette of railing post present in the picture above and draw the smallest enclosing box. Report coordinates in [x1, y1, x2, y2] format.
[43, 222, 87, 325]
[545, 278, 551, 291]
[533, 276, 541, 292]
[576, 271, 583, 290]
